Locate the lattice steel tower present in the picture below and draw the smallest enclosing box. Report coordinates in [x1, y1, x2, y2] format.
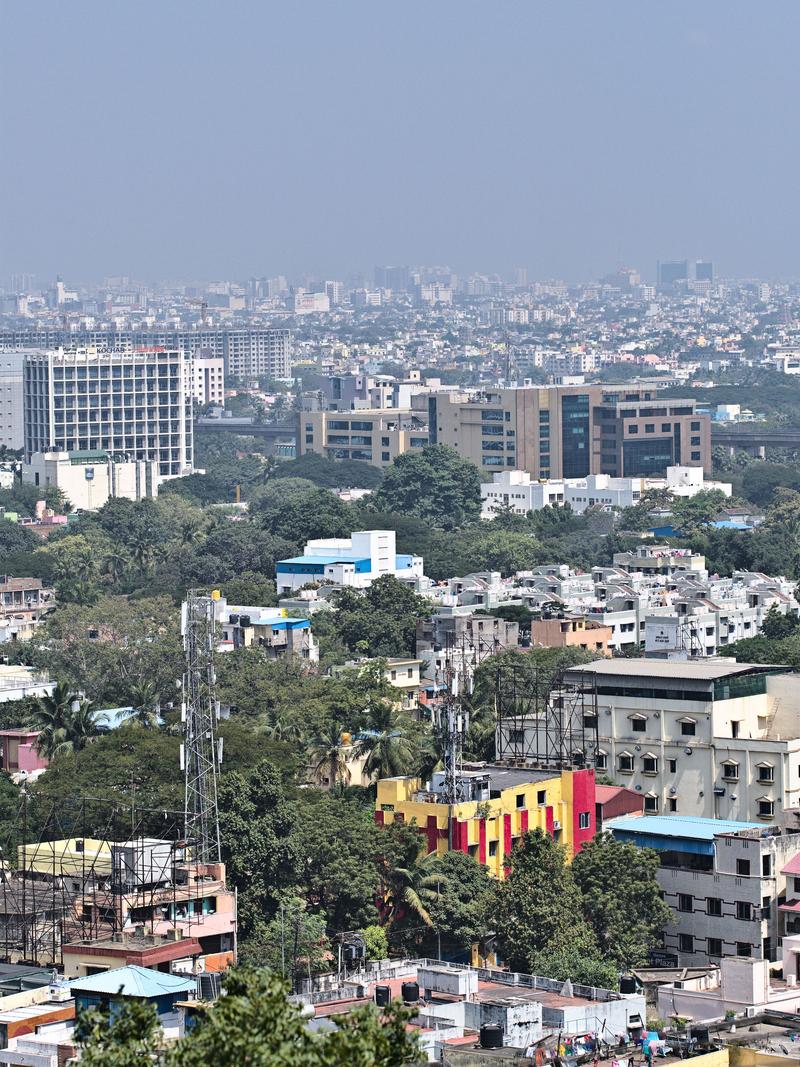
[181, 591, 222, 863]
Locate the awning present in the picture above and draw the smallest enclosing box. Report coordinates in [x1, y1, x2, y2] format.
[779, 899, 800, 913]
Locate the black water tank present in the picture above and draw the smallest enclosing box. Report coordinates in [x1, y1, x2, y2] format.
[375, 985, 391, 1007]
[239, 614, 251, 627]
[620, 976, 638, 994]
[692, 1027, 710, 1045]
[401, 981, 419, 1004]
[480, 1024, 504, 1049]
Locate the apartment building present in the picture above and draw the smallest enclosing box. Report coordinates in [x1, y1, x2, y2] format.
[22, 450, 158, 509]
[429, 384, 711, 478]
[23, 347, 193, 480]
[189, 352, 225, 406]
[0, 576, 54, 643]
[299, 409, 429, 467]
[608, 815, 800, 966]
[509, 659, 800, 824]
[1, 329, 291, 379]
[212, 597, 318, 663]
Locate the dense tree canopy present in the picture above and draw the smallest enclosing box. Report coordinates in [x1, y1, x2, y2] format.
[370, 445, 482, 529]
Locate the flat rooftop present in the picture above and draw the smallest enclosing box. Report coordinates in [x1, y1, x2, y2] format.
[565, 659, 785, 681]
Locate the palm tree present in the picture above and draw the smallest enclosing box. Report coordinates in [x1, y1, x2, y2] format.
[257, 455, 279, 486]
[103, 548, 131, 587]
[307, 723, 351, 791]
[385, 852, 444, 929]
[117, 681, 160, 729]
[352, 702, 414, 782]
[62, 699, 108, 754]
[32, 682, 75, 759]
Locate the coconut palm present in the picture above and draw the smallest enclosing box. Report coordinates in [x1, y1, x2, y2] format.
[62, 699, 108, 754]
[385, 852, 445, 929]
[352, 702, 414, 782]
[32, 682, 76, 759]
[117, 681, 161, 730]
[307, 723, 351, 790]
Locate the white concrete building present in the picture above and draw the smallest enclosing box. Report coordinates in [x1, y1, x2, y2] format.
[498, 659, 800, 824]
[607, 815, 800, 965]
[23, 347, 193, 481]
[275, 530, 424, 595]
[22, 451, 158, 510]
[188, 352, 225, 407]
[481, 466, 731, 518]
[0, 350, 24, 450]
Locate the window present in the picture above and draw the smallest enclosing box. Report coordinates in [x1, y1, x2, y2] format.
[679, 934, 694, 953]
[678, 893, 693, 913]
[628, 425, 639, 434]
[661, 423, 671, 433]
[763, 855, 772, 877]
[643, 754, 658, 775]
[618, 753, 634, 773]
[737, 942, 751, 957]
[691, 451, 701, 461]
[645, 423, 655, 433]
[680, 719, 696, 736]
[762, 896, 772, 920]
[691, 421, 700, 431]
[758, 764, 775, 783]
[537, 790, 546, 805]
[708, 937, 723, 957]
[736, 858, 751, 876]
[516, 793, 525, 809]
[644, 793, 659, 813]
[489, 840, 498, 858]
[595, 752, 608, 771]
[737, 901, 752, 921]
[722, 761, 739, 781]
[579, 811, 591, 830]
[631, 715, 647, 733]
[707, 897, 722, 916]
[731, 721, 741, 739]
[668, 758, 678, 773]
[758, 798, 775, 819]
[668, 797, 678, 812]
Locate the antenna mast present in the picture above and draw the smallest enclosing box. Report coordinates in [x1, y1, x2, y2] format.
[181, 591, 222, 864]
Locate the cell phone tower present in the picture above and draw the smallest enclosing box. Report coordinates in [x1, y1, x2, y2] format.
[181, 591, 222, 864]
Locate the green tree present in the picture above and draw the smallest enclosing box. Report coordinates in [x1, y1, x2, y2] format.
[238, 895, 331, 977]
[46, 535, 101, 603]
[371, 445, 481, 529]
[330, 575, 430, 658]
[167, 968, 418, 1067]
[361, 923, 389, 961]
[490, 830, 601, 974]
[307, 723, 351, 790]
[425, 851, 493, 957]
[218, 761, 302, 939]
[78, 998, 161, 1067]
[115, 680, 161, 730]
[352, 702, 414, 782]
[250, 479, 354, 543]
[572, 833, 673, 969]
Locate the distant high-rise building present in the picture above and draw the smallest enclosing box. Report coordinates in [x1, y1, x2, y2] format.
[658, 260, 689, 287]
[0, 350, 25, 449]
[23, 347, 194, 479]
[374, 265, 410, 291]
[514, 267, 528, 287]
[695, 260, 714, 282]
[0, 329, 291, 380]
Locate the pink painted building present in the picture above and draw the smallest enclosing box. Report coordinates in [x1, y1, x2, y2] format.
[0, 731, 48, 774]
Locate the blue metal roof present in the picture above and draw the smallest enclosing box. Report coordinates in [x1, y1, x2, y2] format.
[277, 555, 368, 566]
[69, 965, 195, 998]
[606, 815, 762, 841]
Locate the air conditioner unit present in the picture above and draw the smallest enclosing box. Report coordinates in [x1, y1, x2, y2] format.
[746, 1007, 757, 1018]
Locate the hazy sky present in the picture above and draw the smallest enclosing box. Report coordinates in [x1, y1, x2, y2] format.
[2, 1, 799, 285]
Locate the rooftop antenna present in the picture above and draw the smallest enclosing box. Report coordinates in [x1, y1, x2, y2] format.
[181, 591, 222, 864]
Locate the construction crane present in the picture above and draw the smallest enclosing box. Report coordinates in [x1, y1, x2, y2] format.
[185, 298, 209, 326]
[180, 591, 222, 864]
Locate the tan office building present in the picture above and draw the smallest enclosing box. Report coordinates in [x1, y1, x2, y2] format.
[299, 409, 429, 467]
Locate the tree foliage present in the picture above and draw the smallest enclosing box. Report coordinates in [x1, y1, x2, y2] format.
[371, 445, 482, 529]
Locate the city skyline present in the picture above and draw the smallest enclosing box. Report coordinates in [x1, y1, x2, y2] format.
[3, 1, 800, 282]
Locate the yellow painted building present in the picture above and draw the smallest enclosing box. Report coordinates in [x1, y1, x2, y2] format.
[375, 765, 596, 879]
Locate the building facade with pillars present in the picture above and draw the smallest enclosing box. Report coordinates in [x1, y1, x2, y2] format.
[375, 765, 596, 879]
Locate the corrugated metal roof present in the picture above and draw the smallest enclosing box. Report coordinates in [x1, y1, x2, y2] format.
[605, 814, 762, 841]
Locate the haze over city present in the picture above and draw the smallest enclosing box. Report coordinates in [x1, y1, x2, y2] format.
[3, 0, 800, 282]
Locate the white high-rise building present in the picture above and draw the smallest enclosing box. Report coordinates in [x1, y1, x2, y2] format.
[23, 347, 194, 481]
